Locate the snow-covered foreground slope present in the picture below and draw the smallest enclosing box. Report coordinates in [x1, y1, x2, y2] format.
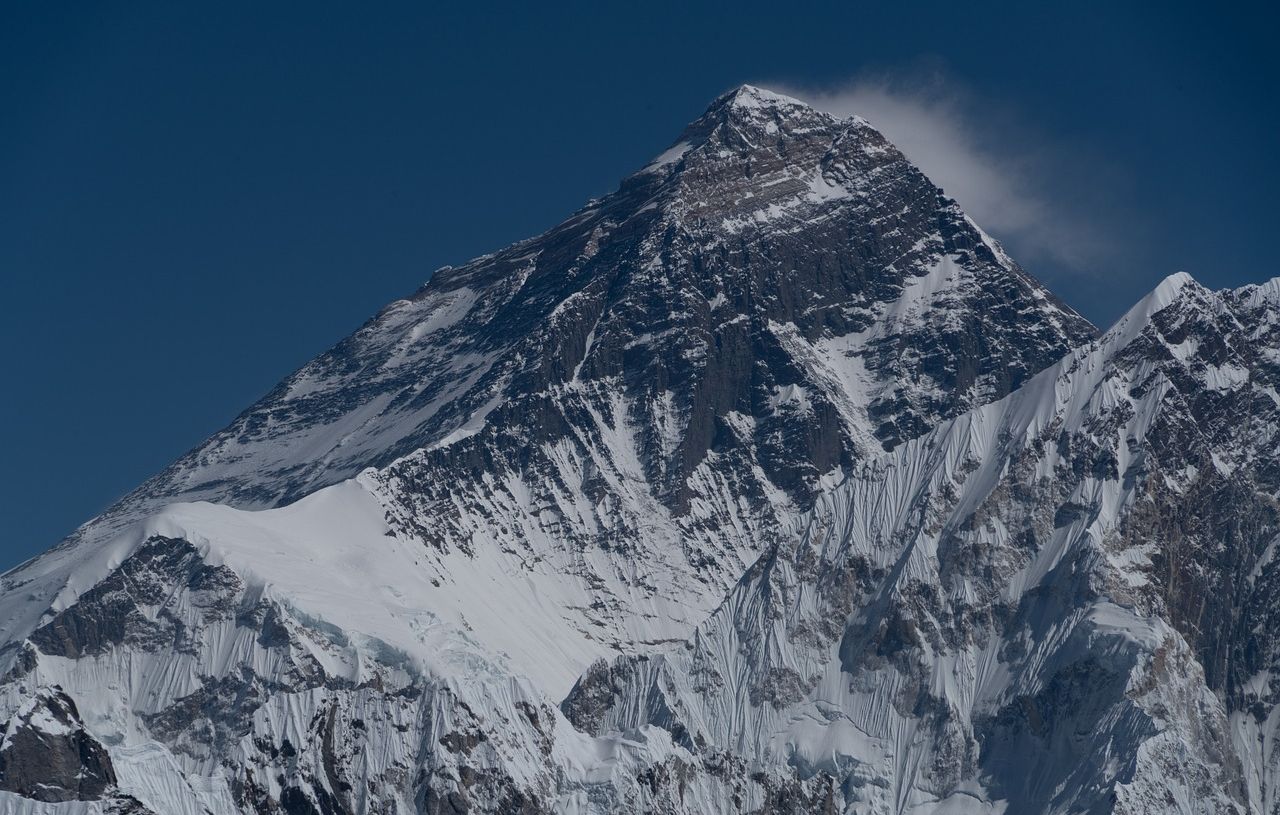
[6, 85, 1279, 814]
[0, 479, 699, 813]
[0, 458, 852, 813]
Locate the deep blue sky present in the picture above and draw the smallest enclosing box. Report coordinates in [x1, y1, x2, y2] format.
[2, 2, 1276, 568]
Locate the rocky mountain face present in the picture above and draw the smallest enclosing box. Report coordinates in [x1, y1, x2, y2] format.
[0, 86, 1273, 813]
[564, 272, 1280, 813]
[97, 86, 1090, 533]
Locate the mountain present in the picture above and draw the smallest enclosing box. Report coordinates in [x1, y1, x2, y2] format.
[40, 85, 1090, 687]
[567, 272, 1280, 813]
[3, 84, 1272, 813]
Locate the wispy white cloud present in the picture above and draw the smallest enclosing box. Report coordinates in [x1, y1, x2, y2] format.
[774, 73, 1114, 275]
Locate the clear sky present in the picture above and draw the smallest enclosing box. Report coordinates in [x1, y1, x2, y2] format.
[2, 1, 1276, 568]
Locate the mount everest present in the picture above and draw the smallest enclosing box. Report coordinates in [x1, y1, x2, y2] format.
[0, 85, 1272, 813]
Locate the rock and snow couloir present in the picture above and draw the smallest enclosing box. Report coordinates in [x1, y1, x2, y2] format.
[0, 86, 1274, 813]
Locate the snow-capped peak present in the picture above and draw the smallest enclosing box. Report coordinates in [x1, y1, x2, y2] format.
[1148, 269, 1198, 305]
[1097, 269, 1204, 350]
[716, 83, 809, 111]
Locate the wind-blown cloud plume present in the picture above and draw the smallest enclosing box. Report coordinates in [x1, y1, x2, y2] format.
[775, 75, 1113, 275]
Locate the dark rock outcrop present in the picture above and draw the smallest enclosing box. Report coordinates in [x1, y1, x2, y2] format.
[0, 687, 116, 802]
